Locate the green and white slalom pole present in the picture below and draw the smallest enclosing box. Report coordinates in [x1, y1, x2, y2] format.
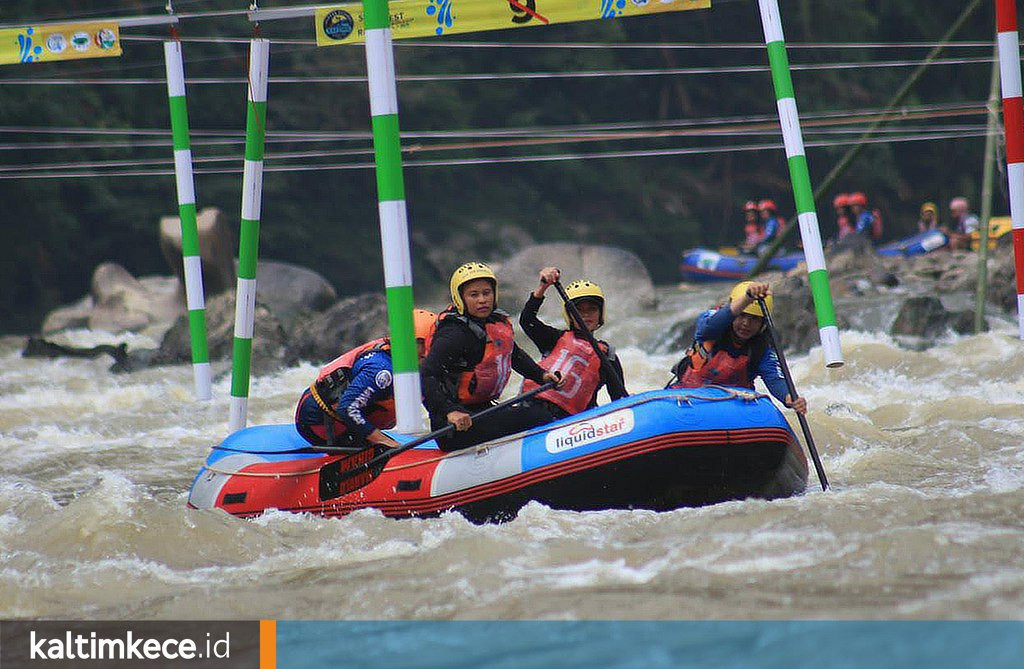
[362, 0, 423, 433]
[164, 39, 212, 401]
[228, 37, 270, 433]
[757, 0, 844, 368]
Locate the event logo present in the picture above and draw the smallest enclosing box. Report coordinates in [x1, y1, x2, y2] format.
[545, 409, 634, 453]
[95, 28, 117, 50]
[45, 33, 67, 53]
[71, 32, 90, 51]
[322, 10, 355, 40]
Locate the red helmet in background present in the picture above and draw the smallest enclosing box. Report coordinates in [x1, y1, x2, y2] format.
[833, 193, 850, 208]
[757, 199, 777, 212]
[743, 200, 758, 212]
[849, 192, 868, 206]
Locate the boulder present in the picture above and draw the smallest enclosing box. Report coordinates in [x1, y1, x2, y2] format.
[87, 263, 183, 336]
[159, 207, 236, 297]
[985, 243, 1019, 313]
[288, 293, 389, 365]
[41, 294, 93, 334]
[496, 243, 657, 327]
[412, 220, 534, 286]
[889, 296, 986, 339]
[255, 260, 337, 331]
[152, 291, 288, 376]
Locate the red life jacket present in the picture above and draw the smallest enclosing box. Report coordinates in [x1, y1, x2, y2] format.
[523, 331, 605, 415]
[439, 309, 516, 404]
[312, 337, 396, 430]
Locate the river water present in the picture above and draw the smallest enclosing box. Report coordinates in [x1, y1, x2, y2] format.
[1, 285, 1022, 620]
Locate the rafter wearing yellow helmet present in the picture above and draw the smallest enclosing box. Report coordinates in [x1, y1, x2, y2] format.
[420, 262, 562, 451]
[519, 266, 627, 419]
[668, 280, 807, 416]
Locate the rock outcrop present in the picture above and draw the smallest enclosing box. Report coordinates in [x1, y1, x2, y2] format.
[159, 207, 236, 298]
[497, 243, 657, 328]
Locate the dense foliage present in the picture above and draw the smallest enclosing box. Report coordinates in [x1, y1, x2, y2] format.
[0, 0, 997, 331]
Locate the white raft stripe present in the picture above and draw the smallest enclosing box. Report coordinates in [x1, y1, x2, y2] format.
[431, 438, 524, 497]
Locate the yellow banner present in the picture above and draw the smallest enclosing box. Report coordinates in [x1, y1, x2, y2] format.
[0, 21, 122, 66]
[316, 0, 709, 45]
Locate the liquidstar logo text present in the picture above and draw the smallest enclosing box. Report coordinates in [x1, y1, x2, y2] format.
[545, 409, 635, 453]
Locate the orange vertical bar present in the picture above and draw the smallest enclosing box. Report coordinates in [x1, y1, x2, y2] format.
[260, 619, 277, 669]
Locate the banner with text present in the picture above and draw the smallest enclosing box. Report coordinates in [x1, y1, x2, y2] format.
[0, 21, 121, 66]
[315, 0, 710, 45]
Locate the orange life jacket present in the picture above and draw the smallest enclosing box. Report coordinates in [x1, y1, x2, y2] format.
[439, 310, 516, 405]
[672, 333, 768, 390]
[312, 337, 396, 429]
[523, 331, 605, 415]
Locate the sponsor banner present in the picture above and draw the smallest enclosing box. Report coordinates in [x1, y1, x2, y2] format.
[0, 621, 260, 668]
[315, 0, 710, 45]
[544, 407, 634, 453]
[0, 21, 121, 66]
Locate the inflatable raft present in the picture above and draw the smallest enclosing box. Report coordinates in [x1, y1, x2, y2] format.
[875, 229, 948, 257]
[187, 386, 808, 523]
[679, 248, 805, 282]
[682, 229, 950, 281]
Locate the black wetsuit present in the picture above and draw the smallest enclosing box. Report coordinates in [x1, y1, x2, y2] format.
[420, 310, 553, 451]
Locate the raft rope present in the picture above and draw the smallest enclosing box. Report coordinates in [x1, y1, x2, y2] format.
[202, 387, 768, 480]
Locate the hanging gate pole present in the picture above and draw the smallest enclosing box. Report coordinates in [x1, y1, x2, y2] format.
[362, 0, 423, 433]
[163, 39, 212, 401]
[756, 0, 843, 368]
[228, 37, 270, 433]
[995, 0, 1024, 339]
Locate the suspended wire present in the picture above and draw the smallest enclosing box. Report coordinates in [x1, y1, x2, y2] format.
[0, 101, 986, 153]
[0, 122, 993, 174]
[0, 128, 991, 180]
[0, 101, 987, 158]
[0, 56, 996, 86]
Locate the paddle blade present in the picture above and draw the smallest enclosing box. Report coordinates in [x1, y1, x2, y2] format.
[318, 446, 388, 501]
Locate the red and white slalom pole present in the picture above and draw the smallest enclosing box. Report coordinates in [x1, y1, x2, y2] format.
[995, 0, 1024, 338]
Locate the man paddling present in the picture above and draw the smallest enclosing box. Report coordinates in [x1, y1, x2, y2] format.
[294, 309, 438, 449]
[669, 281, 807, 415]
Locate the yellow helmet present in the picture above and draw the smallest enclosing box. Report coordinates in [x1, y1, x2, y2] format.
[563, 279, 605, 329]
[449, 262, 498, 315]
[729, 281, 772, 318]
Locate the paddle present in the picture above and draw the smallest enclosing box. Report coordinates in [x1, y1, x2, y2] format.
[757, 296, 830, 492]
[318, 380, 557, 500]
[551, 279, 629, 399]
